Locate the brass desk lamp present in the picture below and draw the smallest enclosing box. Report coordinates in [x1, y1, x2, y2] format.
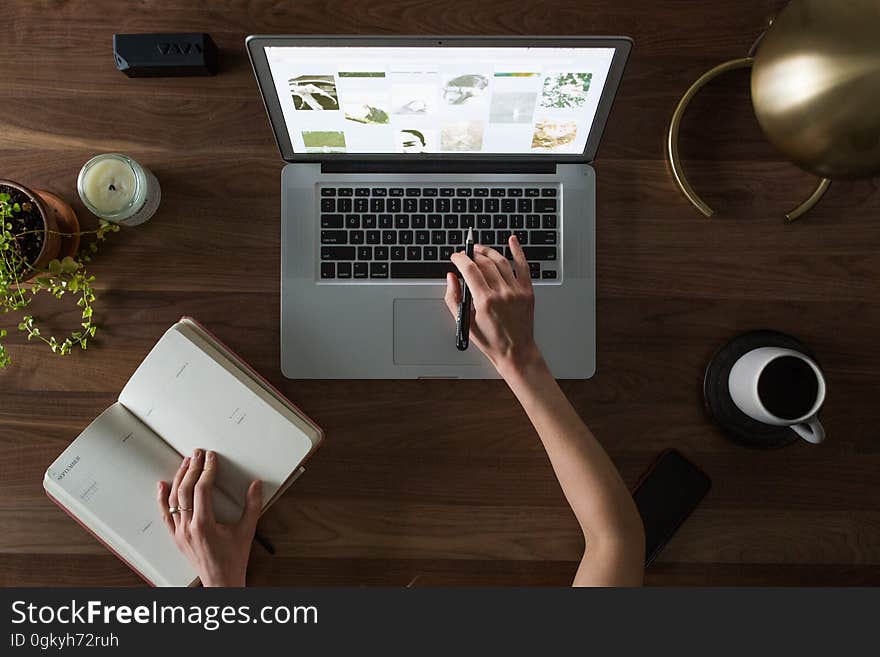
[667, 0, 880, 222]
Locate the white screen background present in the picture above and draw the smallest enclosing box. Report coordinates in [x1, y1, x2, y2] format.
[265, 46, 615, 156]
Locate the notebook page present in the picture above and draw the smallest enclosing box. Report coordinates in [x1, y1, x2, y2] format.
[119, 327, 314, 507]
[43, 403, 197, 587]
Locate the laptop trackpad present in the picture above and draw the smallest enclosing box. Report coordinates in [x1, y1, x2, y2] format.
[393, 299, 484, 366]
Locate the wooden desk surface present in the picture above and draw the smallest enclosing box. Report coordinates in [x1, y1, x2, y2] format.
[2, 0, 878, 586]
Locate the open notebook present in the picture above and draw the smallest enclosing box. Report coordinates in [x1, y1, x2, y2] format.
[43, 318, 323, 586]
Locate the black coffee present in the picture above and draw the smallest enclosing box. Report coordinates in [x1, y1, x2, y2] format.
[757, 356, 820, 420]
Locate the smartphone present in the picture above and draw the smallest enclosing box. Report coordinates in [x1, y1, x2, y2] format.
[632, 449, 711, 566]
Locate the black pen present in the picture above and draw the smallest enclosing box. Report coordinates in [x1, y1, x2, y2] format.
[455, 227, 475, 351]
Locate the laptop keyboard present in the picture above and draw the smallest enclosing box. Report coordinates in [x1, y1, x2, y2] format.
[318, 186, 560, 281]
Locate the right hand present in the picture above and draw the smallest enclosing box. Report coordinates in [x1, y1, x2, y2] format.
[446, 235, 545, 379]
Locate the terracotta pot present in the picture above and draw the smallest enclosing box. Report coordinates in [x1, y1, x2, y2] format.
[0, 179, 79, 278]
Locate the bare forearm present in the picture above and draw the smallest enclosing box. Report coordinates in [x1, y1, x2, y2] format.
[501, 349, 644, 582]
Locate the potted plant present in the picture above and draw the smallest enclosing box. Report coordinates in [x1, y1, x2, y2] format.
[0, 179, 118, 367]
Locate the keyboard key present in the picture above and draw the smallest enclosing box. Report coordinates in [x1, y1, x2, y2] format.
[407, 246, 422, 260]
[444, 215, 459, 229]
[403, 198, 418, 212]
[357, 246, 372, 260]
[476, 214, 492, 229]
[354, 262, 368, 278]
[372, 188, 387, 196]
[493, 215, 508, 228]
[469, 198, 483, 213]
[416, 230, 430, 244]
[424, 246, 438, 260]
[456, 188, 472, 197]
[448, 230, 463, 245]
[370, 262, 389, 278]
[375, 246, 389, 260]
[502, 199, 516, 213]
[346, 214, 360, 228]
[320, 262, 335, 278]
[535, 199, 557, 212]
[388, 198, 402, 213]
[370, 198, 385, 212]
[513, 230, 529, 244]
[405, 188, 421, 196]
[525, 188, 540, 197]
[395, 215, 409, 229]
[321, 214, 343, 228]
[423, 188, 438, 196]
[321, 187, 336, 197]
[530, 230, 557, 245]
[510, 214, 524, 229]
[349, 230, 364, 244]
[529, 262, 541, 278]
[337, 262, 352, 278]
[355, 188, 370, 197]
[382, 230, 396, 244]
[486, 198, 500, 213]
[440, 246, 455, 260]
[391, 246, 405, 260]
[379, 214, 393, 229]
[338, 188, 353, 197]
[321, 198, 335, 212]
[399, 230, 414, 245]
[526, 214, 541, 228]
[497, 230, 511, 243]
[541, 188, 558, 197]
[366, 230, 380, 244]
[321, 230, 347, 244]
[542, 214, 557, 229]
[518, 198, 533, 213]
[480, 230, 495, 244]
[338, 198, 352, 212]
[437, 198, 451, 213]
[428, 215, 443, 229]
[474, 188, 489, 197]
[508, 188, 523, 197]
[389, 188, 404, 197]
[412, 214, 427, 228]
[321, 246, 355, 260]
[431, 230, 446, 245]
[420, 198, 434, 212]
[542, 270, 557, 279]
[354, 198, 368, 212]
[461, 214, 475, 228]
[362, 214, 377, 228]
[491, 188, 506, 197]
[391, 262, 457, 278]
[440, 188, 455, 197]
[522, 246, 557, 261]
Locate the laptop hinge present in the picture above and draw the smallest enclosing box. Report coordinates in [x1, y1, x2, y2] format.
[320, 160, 557, 175]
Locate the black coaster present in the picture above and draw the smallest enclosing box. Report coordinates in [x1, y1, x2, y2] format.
[703, 330, 817, 448]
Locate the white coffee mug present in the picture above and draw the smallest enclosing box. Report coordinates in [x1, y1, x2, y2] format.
[728, 347, 826, 444]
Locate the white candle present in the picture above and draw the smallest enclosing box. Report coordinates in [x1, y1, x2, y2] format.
[80, 157, 137, 213]
[77, 153, 161, 226]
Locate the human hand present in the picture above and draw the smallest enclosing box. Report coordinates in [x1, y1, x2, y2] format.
[446, 235, 547, 380]
[157, 449, 262, 587]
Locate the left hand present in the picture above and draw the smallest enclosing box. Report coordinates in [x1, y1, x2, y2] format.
[157, 449, 262, 587]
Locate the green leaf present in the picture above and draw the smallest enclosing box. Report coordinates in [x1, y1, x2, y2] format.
[60, 256, 79, 273]
[48, 259, 62, 275]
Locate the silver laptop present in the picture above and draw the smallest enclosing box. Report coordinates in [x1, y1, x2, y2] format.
[246, 35, 631, 379]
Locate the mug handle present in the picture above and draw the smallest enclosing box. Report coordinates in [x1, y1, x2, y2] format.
[791, 417, 825, 444]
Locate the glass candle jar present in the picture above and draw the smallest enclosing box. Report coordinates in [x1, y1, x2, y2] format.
[77, 153, 161, 226]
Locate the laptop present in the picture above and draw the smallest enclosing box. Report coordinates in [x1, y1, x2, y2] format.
[246, 35, 631, 378]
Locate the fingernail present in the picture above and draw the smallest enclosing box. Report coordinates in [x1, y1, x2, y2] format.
[193, 449, 202, 459]
[206, 450, 215, 462]
[183, 456, 190, 466]
[157, 481, 162, 491]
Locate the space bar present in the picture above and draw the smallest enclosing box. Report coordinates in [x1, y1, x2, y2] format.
[391, 262, 458, 278]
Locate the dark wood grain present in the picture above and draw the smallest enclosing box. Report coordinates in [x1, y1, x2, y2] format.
[1, 0, 878, 587]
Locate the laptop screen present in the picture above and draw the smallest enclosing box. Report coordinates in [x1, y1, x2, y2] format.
[263, 46, 616, 156]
